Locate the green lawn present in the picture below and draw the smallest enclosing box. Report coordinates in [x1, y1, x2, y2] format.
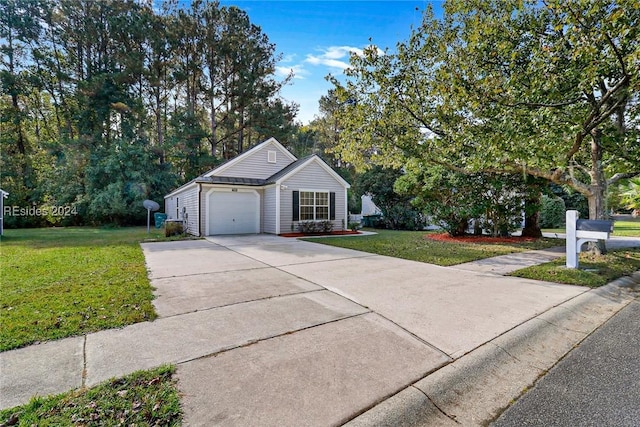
[510, 247, 640, 287]
[0, 227, 185, 352]
[0, 365, 181, 426]
[611, 218, 640, 237]
[304, 229, 563, 266]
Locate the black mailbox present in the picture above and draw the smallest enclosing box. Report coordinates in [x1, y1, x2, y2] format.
[576, 219, 614, 233]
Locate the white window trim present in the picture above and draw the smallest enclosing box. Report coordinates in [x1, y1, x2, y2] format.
[267, 150, 277, 163]
[299, 190, 330, 221]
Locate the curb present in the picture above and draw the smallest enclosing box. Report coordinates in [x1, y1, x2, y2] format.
[343, 272, 640, 426]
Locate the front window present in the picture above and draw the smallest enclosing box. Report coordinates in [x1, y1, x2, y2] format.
[300, 191, 329, 220]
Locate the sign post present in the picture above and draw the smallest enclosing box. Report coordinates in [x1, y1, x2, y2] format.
[143, 200, 160, 233]
[566, 210, 579, 269]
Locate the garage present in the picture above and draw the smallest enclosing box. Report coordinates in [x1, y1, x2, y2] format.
[208, 190, 260, 235]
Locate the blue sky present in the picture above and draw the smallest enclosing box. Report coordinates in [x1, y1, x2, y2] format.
[219, 1, 444, 124]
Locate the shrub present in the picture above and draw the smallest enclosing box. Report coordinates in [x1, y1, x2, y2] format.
[297, 220, 333, 234]
[539, 195, 566, 228]
[348, 222, 360, 231]
[165, 220, 184, 237]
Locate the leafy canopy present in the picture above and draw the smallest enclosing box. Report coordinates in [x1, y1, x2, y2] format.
[331, 0, 640, 219]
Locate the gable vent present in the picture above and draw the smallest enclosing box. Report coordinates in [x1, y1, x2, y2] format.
[267, 150, 277, 163]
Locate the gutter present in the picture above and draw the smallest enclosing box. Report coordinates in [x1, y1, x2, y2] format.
[197, 183, 202, 237]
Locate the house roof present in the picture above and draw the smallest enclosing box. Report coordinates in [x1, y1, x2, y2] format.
[268, 155, 351, 189]
[195, 176, 267, 186]
[265, 155, 315, 183]
[165, 138, 350, 199]
[203, 137, 297, 178]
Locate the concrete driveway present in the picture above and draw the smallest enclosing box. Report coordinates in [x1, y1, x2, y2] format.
[141, 235, 588, 426]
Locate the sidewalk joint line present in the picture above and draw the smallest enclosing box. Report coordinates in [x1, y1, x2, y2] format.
[155, 288, 327, 320]
[175, 312, 371, 365]
[150, 265, 274, 280]
[271, 267, 453, 361]
[490, 341, 522, 363]
[413, 386, 461, 424]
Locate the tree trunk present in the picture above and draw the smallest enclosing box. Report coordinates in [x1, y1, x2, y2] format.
[522, 192, 542, 238]
[587, 130, 607, 254]
[210, 95, 217, 157]
[237, 109, 245, 154]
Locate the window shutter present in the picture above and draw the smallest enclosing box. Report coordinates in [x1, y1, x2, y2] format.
[330, 192, 336, 220]
[292, 191, 299, 221]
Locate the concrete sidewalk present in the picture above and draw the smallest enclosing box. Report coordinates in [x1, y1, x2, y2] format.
[1, 235, 638, 426]
[455, 233, 640, 275]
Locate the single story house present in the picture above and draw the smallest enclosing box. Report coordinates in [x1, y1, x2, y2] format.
[164, 137, 350, 236]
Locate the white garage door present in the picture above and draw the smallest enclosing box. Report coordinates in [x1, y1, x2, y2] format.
[208, 191, 259, 235]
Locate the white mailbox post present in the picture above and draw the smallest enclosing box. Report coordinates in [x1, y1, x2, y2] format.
[566, 210, 614, 269]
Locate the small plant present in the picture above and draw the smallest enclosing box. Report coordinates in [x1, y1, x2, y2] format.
[348, 222, 360, 231]
[165, 220, 184, 237]
[298, 220, 333, 234]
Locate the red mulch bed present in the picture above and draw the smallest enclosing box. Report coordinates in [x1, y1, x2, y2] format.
[280, 230, 361, 238]
[425, 232, 537, 244]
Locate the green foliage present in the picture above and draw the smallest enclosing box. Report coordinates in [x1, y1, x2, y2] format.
[0, 0, 296, 227]
[619, 178, 640, 211]
[548, 184, 589, 218]
[165, 221, 184, 237]
[331, 0, 640, 223]
[355, 166, 426, 230]
[539, 195, 566, 228]
[0, 365, 182, 426]
[396, 162, 530, 237]
[297, 220, 333, 234]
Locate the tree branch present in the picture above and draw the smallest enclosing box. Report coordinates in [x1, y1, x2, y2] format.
[608, 172, 640, 186]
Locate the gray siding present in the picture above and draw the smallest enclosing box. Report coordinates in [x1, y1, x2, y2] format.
[165, 184, 199, 236]
[280, 162, 348, 234]
[216, 142, 294, 179]
[263, 186, 277, 234]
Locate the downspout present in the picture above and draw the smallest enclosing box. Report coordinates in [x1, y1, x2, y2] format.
[197, 183, 202, 237]
[344, 188, 349, 231]
[275, 184, 281, 235]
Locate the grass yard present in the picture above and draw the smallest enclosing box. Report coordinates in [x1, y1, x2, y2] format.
[611, 218, 640, 237]
[0, 227, 183, 352]
[0, 365, 181, 426]
[510, 247, 640, 287]
[304, 229, 563, 266]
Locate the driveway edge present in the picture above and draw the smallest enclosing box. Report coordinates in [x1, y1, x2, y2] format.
[343, 273, 640, 426]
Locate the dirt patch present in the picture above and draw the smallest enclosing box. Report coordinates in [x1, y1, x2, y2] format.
[425, 232, 538, 244]
[280, 230, 361, 238]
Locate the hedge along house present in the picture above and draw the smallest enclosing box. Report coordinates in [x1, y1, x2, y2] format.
[164, 137, 351, 236]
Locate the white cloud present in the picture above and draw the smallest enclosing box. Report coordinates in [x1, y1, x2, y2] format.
[304, 45, 384, 71]
[276, 64, 309, 80]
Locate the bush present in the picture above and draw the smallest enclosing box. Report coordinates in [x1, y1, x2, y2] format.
[297, 220, 333, 234]
[540, 195, 566, 228]
[165, 220, 184, 237]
